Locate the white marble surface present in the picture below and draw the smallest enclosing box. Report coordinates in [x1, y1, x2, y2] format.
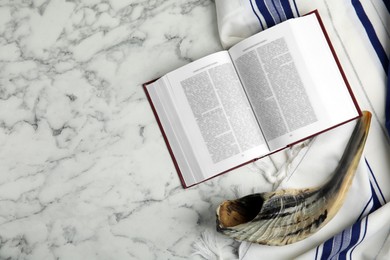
[0, 0, 278, 259]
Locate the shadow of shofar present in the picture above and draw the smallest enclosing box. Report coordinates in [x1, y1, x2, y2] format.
[216, 111, 371, 246]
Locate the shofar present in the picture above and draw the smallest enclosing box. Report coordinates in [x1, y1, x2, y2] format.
[216, 111, 371, 246]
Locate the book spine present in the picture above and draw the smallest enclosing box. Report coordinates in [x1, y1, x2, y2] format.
[142, 81, 188, 188]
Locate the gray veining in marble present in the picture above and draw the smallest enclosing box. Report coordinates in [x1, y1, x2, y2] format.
[0, 0, 278, 259]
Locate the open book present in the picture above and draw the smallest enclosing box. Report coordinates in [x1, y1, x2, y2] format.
[144, 11, 361, 188]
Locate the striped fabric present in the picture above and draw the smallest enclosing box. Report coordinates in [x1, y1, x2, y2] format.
[249, 0, 389, 70]
[214, 0, 390, 259]
[350, 0, 390, 137]
[351, 0, 389, 71]
[249, 0, 299, 30]
[315, 160, 387, 259]
[387, 62, 390, 134]
[249, 0, 390, 258]
[250, 1, 390, 258]
[387, 6, 390, 138]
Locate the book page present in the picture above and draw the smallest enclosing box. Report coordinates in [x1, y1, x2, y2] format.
[146, 78, 202, 186]
[163, 51, 269, 185]
[229, 13, 359, 151]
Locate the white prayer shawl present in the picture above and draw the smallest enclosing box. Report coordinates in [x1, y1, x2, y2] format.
[214, 0, 390, 259]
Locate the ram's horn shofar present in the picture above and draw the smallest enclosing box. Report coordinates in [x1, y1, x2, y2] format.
[216, 111, 372, 246]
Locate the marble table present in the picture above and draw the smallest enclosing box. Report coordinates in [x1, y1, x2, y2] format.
[0, 0, 276, 259]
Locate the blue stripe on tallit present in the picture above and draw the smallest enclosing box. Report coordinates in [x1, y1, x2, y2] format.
[249, 0, 265, 30]
[250, 0, 298, 29]
[365, 158, 387, 204]
[318, 212, 369, 260]
[351, 0, 390, 137]
[351, 0, 389, 71]
[280, 0, 297, 18]
[386, 58, 390, 135]
[316, 159, 385, 259]
[318, 200, 368, 259]
[271, 0, 286, 21]
[384, 0, 390, 137]
[255, 0, 276, 27]
[266, 0, 282, 24]
[346, 216, 369, 259]
[368, 182, 383, 213]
